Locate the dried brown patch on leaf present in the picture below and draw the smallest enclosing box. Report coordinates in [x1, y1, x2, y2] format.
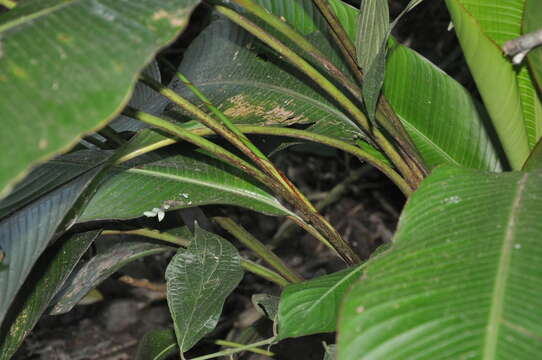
[152, 8, 190, 28]
[263, 106, 307, 126]
[224, 95, 308, 126]
[224, 94, 265, 118]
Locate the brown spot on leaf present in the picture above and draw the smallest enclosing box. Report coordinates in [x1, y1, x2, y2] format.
[152, 8, 189, 28]
[223, 94, 265, 118]
[39, 139, 48, 150]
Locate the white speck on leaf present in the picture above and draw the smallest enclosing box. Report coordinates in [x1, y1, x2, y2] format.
[157, 210, 165, 222]
[143, 211, 157, 218]
[515, 243, 521, 249]
[444, 195, 461, 204]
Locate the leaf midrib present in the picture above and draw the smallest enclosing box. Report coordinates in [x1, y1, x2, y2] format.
[483, 173, 528, 359]
[125, 167, 288, 214]
[0, 0, 75, 33]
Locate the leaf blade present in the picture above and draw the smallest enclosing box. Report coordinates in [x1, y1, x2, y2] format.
[166, 226, 243, 353]
[338, 166, 542, 359]
[0, 0, 201, 197]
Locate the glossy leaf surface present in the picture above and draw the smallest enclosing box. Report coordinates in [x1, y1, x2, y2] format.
[278, 266, 364, 340]
[0, 0, 200, 197]
[384, 43, 502, 171]
[232, 0, 501, 171]
[339, 166, 542, 359]
[174, 17, 364, 145]
[445, 0, 531, 168]
[79, 146, 294, 222]
[166, 226, 243, 353]
[0, 230, 99, 359]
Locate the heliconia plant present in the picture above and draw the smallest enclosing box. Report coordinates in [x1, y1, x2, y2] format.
[0, 0, 541, 358]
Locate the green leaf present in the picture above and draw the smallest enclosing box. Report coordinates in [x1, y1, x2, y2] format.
[384, 42, 502, 171]
[166, 226, 243, 353]
[523, 137, 542, 171]
[0, 0, 200, 198]
[78, 142, 295, 222]
[136, 328, 178, 360]
[0, 164, 102, 327]
[252, 293, 280, 321]
[0, 230, 100, 359]
[449, 0, 542, 149]
[0, 151, 108, 219]
[50, 236, 173, 315]
[445, 0, 531, 168]
[356, 0, 389, 120]
[338, 166, 542, 359]
[174, 17, 364, 145]
[242, 0, 503, 171]
[523, 0, 542, 136]
[277, 266, 364, 340]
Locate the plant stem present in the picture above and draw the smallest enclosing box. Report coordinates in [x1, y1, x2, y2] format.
[226, 0, 362, 99]
[102, 228, 190, 247]
[214, 216, 303, 283]
[311, 0, 427, 182]
[272, 165, 372, 247]
[122, 106, 270, 187]
[214, 5, 418, 189]
[0, 0, 16, 9]
[116, 125, 411, 196]
[190, 337, 276, 360]
[97, 125, 126, 146]
[215, 339, 274, 357]
[138, 77, 360, 265]
[240, 259, 290, 287]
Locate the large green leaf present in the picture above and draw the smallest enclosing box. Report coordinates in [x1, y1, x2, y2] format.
[166, 226, 243, 353]
[445, 0, 531, 168]
[277, 266, 364, 340]
[0, 230, 100, 360]
[449, 0, 542, 149]
[338, 166, 542, 359]
[0, 164, 102, 327]
[384, 43, 502, 171]
[78, 142, 295, 222]
[173, 17, 364, 145]
[220, 0, 501, 171]
[50, 236, 173, 315]
[0, 0, 201, 198]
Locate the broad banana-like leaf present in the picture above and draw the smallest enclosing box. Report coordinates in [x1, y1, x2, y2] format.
[79, 146, 295, 222]
[0, 0, 201, 198]
[339, 166, 542, 359]
[216, 0, 501, 171]
[0, 165, 102, 327]
[166, 226, 243, 353]
[0, 230, 100, 359]
[445, 0, 533, 168]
